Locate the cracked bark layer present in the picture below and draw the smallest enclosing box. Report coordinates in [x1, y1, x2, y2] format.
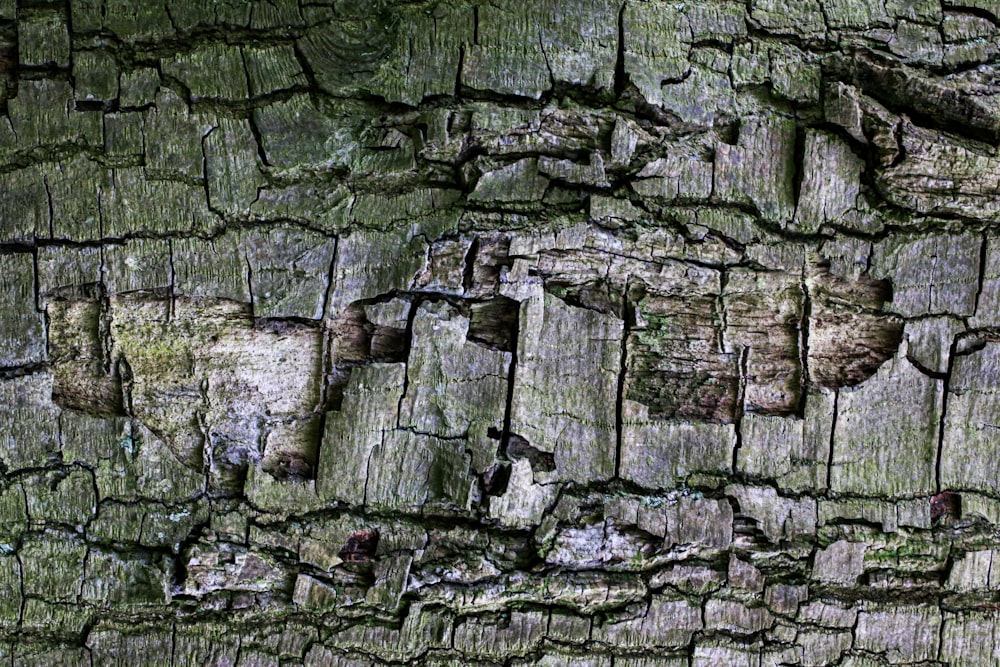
[1, 0, 1000, 665]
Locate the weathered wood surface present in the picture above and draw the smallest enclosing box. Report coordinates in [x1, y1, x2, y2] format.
[1, 0, 1000, 664]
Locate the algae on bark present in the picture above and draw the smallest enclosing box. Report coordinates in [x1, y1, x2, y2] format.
[0, 0, 999, 664]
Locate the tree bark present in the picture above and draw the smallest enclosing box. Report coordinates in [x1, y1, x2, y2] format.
[1, 0, 1000, 664]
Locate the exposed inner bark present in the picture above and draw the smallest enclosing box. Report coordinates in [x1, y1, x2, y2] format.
[0, 0, 997, 663]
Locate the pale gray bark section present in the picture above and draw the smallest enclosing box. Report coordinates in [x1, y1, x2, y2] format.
[0, 0, 999, 664]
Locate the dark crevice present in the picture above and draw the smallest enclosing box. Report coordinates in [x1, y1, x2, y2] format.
[691, 38, 735, 52]
[324, 297, 409, 411]
[614, 285, 630, 480]
[116, 357, 134, 417]
[905, 353, 949, 380]
[290, 40, 321, 94]
[41, 172, 54, 240]
[480, 451, 511, 497]
[826, 389, 838, 493]
[166, 238, 176, 322]
[935, 333, 961, 493]
[931, 490, 963, 526]
[790, 122, 807, 220]
[829, 46, 1000, 144]
[361, 436, 379, 506]
[613, 2, 627, 99]
[0, 19, 16, 109]
[498, 306, 519, 470]
[467, 296, 518, 352]
[536, 28, 555, 93]
[311, 240, 340, 481]
[338, 527, 379, 563]
[14, 551, 25, 630]
[461, 235, 478, 295]
[973, 233, 988, 318]
[73, 99, 109, 112]
[394, 297, 420, 423]
[320, 235, 339, 323]
[454, 42, 465, 99]
[244, 254, 255, 319]
[797, 268, 812, 417]
[170, 518, 211, 595]
[30, 244, 42, 319]
[2, 6, 1000, 658]
[232, 636, 243, 667]
[731, 346, 749, 475]
[945, 4, 1000, 25]
[506, 434, 554, 474]
[539, 279, 621, 319]
[245, 106, 271, 168]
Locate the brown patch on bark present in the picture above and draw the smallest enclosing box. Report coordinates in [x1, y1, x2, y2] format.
[931, 492, 961, 524]
[807, 262, 903, 389]
[339, 529, 380, 562]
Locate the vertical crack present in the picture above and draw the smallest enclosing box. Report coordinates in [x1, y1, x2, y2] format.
[362, 436, 379, 506]
[405, 34, 414, 81]
[826, 389, 838, 492]
[732, 346, 749, 474]
[169, 621, 177, 667]
[499, 302, 520, 462]
[167, 238, 176, 322]
[42, 172, 54, 240]
[291, 40, 319, 93]
[790, 123, 806, 220]
[137, 511, 149, 551]
[935, 334, 960, 494]
[63, 0, 76, 85]
[314, 237, 339, 480]
[238, 45, 255, 99]
[934, 601, 945, 663]
[537, 27, 555, 90]
[245, 253, 254, 319]
[614, 2, 627, 98]
[96, 176, 105, 241]
[117, 357, 134, 418]
[97, 240, 114, 376]
[614, 286, 630, 479]
[319, 236, 339, 323]
[195, 409, 211, 493]
[455, 42, 465, 98]
[78, 545, 90, 603]
[161, 2, 180, 33]
[972, 233, 988, 319]
[31, 245, 41, 317]
[200, 125, 217, 215]
[716, 267, 728, 354]
[233, 635, 243, 667]
[246, 110, 270, 168]
[240, 46, 271, 170]
[798, 267, 812, 419]
[928, 248, 938, 314]
[14, 550, 24, 630]
[396, 297, 419, 428]
[98, 285, 112, 383]
[83, 468, 99, 536]
[461, 236, 478, 295]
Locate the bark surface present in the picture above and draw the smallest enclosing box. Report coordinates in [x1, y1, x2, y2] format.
[1, 0, 1000, 664]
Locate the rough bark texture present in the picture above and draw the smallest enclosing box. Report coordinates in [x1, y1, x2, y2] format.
[1, 0, 1000, 665]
